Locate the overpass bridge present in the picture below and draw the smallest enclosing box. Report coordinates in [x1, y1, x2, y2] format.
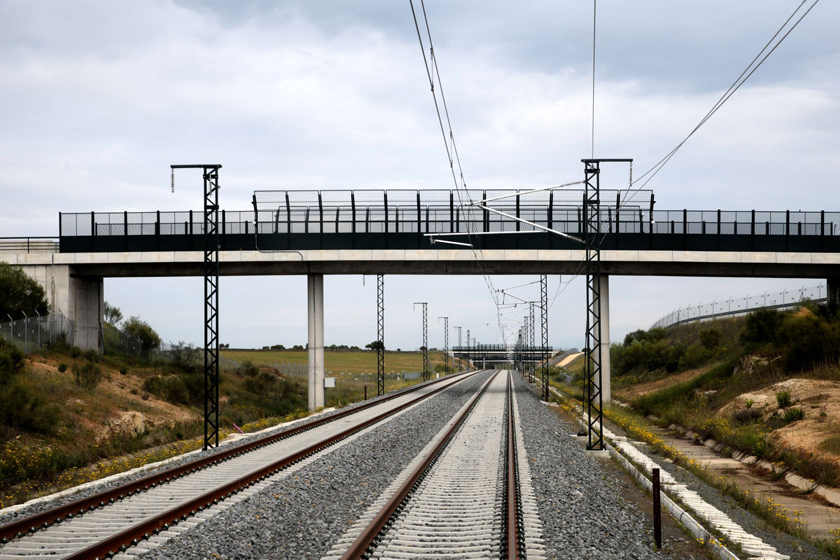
[3, 187, 840, 414]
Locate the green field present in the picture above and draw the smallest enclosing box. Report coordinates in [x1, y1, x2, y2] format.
[221, 349, 466, 407]
[222, 349, 449, 373]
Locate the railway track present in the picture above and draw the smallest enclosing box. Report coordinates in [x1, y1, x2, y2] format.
[325, 370, 545, 560]
[0, 370, 485, 560]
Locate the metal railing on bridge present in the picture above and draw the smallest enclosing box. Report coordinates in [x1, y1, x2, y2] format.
[651, 283, 826, 329]
[57, 188, 840, 253]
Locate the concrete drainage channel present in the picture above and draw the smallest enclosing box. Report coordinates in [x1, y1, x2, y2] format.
[549, 387, 789, 560]
[0, 371, 484, 560]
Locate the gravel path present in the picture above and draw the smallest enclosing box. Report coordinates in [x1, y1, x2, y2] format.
[0, 377, 444, 526]
[139, 370, 494, 560]
[512, 373, 673, 560]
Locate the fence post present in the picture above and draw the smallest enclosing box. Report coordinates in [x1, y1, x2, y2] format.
[652, 467, 662, 549]
[35, 311, 41, 350]
[23, 312, 28, 354]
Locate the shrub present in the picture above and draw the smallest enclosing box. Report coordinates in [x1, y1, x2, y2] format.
[81, 348, 99, 363]
[58, 363, 67, 373]
[745, 398, 754, 409]
[239, 361, 260, 378]
[740, 308, 784, 346]
[0, 338, 25, 385]
[0, 262, 49, 319]
[783, 407, 805, 424]
[677, 342, 711, 371]
[243, 371, 278, 394]
[775, 390, 792, 409]
[119, 366, 127, 375]
[122, 316, 161, 356]
[170, 342, 200, 373]
[69, 347, 82, 358]
[72, 362, 102, 390]
[699, 327, 723, 350]
[142, 375, 189, 405]
[732, 408, 763, 424]
[0, 381, 60, 434]
[776, 311, 840, 371]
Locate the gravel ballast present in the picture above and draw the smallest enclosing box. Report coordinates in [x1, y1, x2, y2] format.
[0, 376, 449, 526]
[139, 370, 494, 560]
[511, 373, 673, 559]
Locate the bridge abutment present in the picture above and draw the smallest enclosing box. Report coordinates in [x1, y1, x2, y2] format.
[307, 273, 325, 410]
[21, 264, 103, 352]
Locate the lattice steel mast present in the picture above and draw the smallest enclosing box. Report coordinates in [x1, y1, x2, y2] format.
[171, 164, 221, 450]
[414, 303, 429, 381]
[438, 317, 449, 375]
[528, 302, 535, 384]
[377, 274, 385, 396]
[582, 159, 631, 451]
[453, 326, 462, 371]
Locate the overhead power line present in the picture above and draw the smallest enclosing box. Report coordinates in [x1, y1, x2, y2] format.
[409, 0, 509, 340]
[618, 0, 820, 211]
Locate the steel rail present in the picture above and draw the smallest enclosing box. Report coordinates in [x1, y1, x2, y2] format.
[338, 370, 503, 560]
[505, 374, 524, 559]
[0, 369, 480, 543]
[57, 369, 485, 560]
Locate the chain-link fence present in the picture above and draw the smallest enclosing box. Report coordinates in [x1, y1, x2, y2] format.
[0, 312, 75, 354]
[651, 283, 826, 329]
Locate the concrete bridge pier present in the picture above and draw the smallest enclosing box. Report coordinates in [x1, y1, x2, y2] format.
[21, 264, 103, 352]
[598, 274, 611, 404]
[307, 273, 325, 410]
[828, 277, 840, 307]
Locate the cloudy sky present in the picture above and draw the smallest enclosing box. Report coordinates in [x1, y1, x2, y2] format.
[1, 0, 837, 351]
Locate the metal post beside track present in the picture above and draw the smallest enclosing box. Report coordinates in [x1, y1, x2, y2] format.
[377, 274, 385, 396]
[171, 164, 222, 450]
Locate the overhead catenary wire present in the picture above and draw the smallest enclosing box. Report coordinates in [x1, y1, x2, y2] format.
[409, 0, 510, 341]
[617, 0, 819, 212]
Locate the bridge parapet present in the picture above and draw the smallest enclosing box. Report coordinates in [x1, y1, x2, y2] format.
[56, 188, 840, 254]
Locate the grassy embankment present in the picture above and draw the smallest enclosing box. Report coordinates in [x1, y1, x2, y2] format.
[552, 303, 840, 554]
[0, 343, 462, 509]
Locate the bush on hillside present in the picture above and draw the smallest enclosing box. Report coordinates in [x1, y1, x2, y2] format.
[0, 382, 60, 435]
[143, 375, 189, 405]
[122, 316, 161, 357]
[0, 262, 49, 320]
[239, 361, 260, 378]
[740, 308, 785, 346]
[699, 327, 723, 350]
[0, 338, 25, 386]
[72, 362, 102, 390]
[170, 341, 200, 373]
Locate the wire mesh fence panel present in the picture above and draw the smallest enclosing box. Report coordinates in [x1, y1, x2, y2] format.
[651, 283, 827, 329]
[0, 313, 75, 354]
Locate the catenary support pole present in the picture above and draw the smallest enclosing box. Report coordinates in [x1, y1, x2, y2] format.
[377, 274, 385, 396]
[171, 164, 222, 450]
[438, 316, 449, 375]
[308, 274, 325, 410]
[414, 303, 429, 381]
[453, 326, 462, 371]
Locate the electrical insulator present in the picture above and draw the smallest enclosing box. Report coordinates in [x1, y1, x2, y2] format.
[171, 169, 175, 193]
